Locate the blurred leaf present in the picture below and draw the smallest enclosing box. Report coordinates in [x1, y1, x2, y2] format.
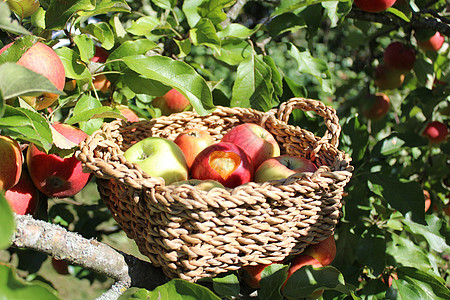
[231, 53, 275, 111]
[0, 2, 31, 35]
[74, 35, 95, 63]
[122, 55, 214, 115]
[55, 47, 91, 80]
[414, 58, 434, 87]
[190, 18, 221, 54]
[272, 0, 341, 17]
[373, 133, 406, 156]
[0, 192, 14, 250]
[131, 279, 221, 299]
[343, 116, 369, 161]
[0, 63, 64, 100]
[386, 7, 410, 22]
[174, 38, 192, 57]
[322, 0, 352, 28]
[259, 264, 288, 300]
[46, 0, 96, 30]
[152, 0, 176, 9]
[82, 22, 115, 50]
[0, 105, 52, 152]
[393, 267, 450, 299]
[0, 264, 59, 299]
[182, 0, 204, 27]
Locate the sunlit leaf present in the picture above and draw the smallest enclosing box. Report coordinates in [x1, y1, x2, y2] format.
[0, 192, 14, 250]
[0, 2, 31, 35]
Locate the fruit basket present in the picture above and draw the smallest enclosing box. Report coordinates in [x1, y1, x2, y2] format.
[76, 97, 353, 281]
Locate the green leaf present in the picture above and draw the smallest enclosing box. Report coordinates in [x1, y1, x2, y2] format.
[217, 23, 257, 39]
[131, 279, 221, 300]
[203, 274, 240, 298]
[55, 47, 91, 80]
[0, 264, 59, 299]
[190, 18, 221, 53]
[272, 0, 341, 17]
[108, 39, 158, 60]
[322, 0, 352, 28]
[82, 22, 115, 50]
[123, 71, 171, 96]
[152, 0, 176, 10]
[259, 264, 288, 300]
[0, 36, 40, 64]
[0, 105, 53, 152]
[287, 43, 334, 93]
[0, 63, 64, 100]
[231, 53, 275, 111]
[0, 2, 31, 35]
[0, 192, 14, 250]
[403, 214, 450, 253]
[74, 35, 95, 63]
[266, 13, 306, 38]
[77, 0, 131, 17]
[71, 94, 105, 135]
[394, 267, 450, 300]
[126, 16, 160, 36]
[174, 38, 192, 57]
[356, 227, 386, 276]
[197, 0, 235, 25]
[66, 106, 121, 125]
[122, 55, 214, 116]
[386, 7, 410, 22]
[182, 0, 204, 27]
[45, 0, 96, 30]
[343, 116, 369, 161]
[214, 38, 252, 65]
[373, 133, 406, 156]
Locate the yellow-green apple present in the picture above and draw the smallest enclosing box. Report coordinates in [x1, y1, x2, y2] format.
[374, 64, 405, 90]
[117, 105, 139, 123]
[421, 121, 448, 144]
[172, 179, 225, 191]
[123, 137, 188, 185]
[302, 235, 336, 266]
[354, 0, 396, 12]
[190, 142, 253, 188]
[51, 258, 69, 275]
[0, 42, 65, 110]
[0, 135, 23, 191]
[417, 31, 445, 52]
[152, 89, 192, 116]
[254, 155, 317, 183]
[423, 190, 431, 212]
[6, 0, 40, 18]
[27, 123, 92, 198]
[363, 92, 390, 120]
[221, 123, 280, 169]
[5, 169, 39, 215]
[240, 263, 272, 289]
[282, 255, 324, 299]
[384, 41, 416, 73]
[174, 129, 215, 168]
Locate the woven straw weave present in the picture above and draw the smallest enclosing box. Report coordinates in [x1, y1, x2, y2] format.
[76, 98, 353, 281]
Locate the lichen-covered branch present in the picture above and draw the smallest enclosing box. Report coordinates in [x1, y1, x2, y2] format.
[11, 215, 168, 299]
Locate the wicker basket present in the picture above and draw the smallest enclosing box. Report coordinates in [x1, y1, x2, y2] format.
[76, 98, 353, 281]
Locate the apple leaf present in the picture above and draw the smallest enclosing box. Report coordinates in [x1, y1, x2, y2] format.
[108, 39, 159, 61]
[0, 105, 53, 152]
[126, 16, 160, 36]
[122, 55, 215, 116]
[0, 63, 65, 100]
[259, 264, 288, 300]
[272, 0, 340, 17]
[0, 264, 59, 299]
[55, 47, 91, 80]
[231, 52, 275, 111]
[200, 273, 240, 298]
[66, 106, 122, 126]
[81, 22, 115, 50]
[0, 35, 40, 64]
[182, 0, 204, 27]
[217, 23, 258, 39]
[131, 279, 221, 300]
[190, 18, 221, 54]
[214, 39, 252, 66]
[0, 2, 31, 35]
[266, 13, 306, 38]
[123, 71, 171, 96]
[71, 93, 105, 135]
[394, 267, 450, 299]
[197, 0, 235, 25]
[0, 192, 14, 250]
[77, 0, 131, 17]
[73, 35, 95, 63]
[45, 0, 96, 30]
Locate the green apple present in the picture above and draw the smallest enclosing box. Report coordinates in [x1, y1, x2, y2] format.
[123, 137, 188, 184]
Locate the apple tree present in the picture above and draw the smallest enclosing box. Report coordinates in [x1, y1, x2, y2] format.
[0, 0, 449, 299]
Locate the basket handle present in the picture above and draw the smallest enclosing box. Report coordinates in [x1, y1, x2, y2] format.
[276, 98, 341, 148]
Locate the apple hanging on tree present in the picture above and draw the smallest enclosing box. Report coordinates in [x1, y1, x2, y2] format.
[362, 92, 390, 120]
[5, 169, 39, 215]
[0, 135, 23, 191]
[353, 0, 397, 13]
[374, 64, 405, 90]
[417, 31, 445, 52]
[383, 41, 416, 73]
[421, 121, 448, 144]
[152, 89, 192, 116]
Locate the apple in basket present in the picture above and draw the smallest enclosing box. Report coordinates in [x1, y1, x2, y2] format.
[221, 123, 280, 169]
[171, 179, 225, 191]
[254, 155, 317, 183]
[123, 137, 188, 185]
[173, 128, 215, 168]
[190, 142, 253, 188]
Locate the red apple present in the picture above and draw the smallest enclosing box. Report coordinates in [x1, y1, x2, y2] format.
[221, 123, 280, 169]
[27, 123, 92, 198]
[354, 0, 397, 12]
[0, 136, 23, 191]
[51, 258, 69, 275]
[374, 64, 405, 90]
[417, 32, 445, 52]
[91, 46, 109, 63]
[282, 254, 324, 299]
[254, 155, 317, 183]
[384, 42, 416, 73]
[6, 0, 40, 18]
[117, 105, 139, 123]
[174, 129, 215, 168]
[5, 169, 39, 215]
[302, 235, 336, 267]
[190, 142, 253, 188]
[363, 92, 390, 120]
[0, 42, 65, 110]
[240, 263, 272, 289]
[421, 121, 448, 144]
[381, 272, 398, 287]
[152, 89, 192, 116]
[92, 74, 111, 93]
[423, 190, 431, 213]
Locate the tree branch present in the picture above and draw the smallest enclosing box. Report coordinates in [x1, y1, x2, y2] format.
[11, 214, 169, 300]
[222, 0, 249, 27]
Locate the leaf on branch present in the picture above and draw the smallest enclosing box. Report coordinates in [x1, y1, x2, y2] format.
[0, 2, 31, 35]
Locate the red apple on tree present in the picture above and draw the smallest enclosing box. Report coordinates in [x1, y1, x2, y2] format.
[363, 92, 390, 120]
[302, 235, 336, 266]
[374, 64, 405, 90]
[117, 105, 140, 123]
[91, 46, 109, 63]
[0, 135, 23, 191]
[190, 142, 253, 188]
[254, 155, 317, 183]
[6, 0, 40, 18]
[152, 89, 192, 116]
[354, 0, 397, 12]
[417, 31, 445, 52]
[384, 41, 416, 73]
[421, 121, 448, 144]
[0, 41, 65, 110]
[423, 190, 431, 213]
[221, 123, 280, 169]
[174, 129, 215, 168]
[27, 123, 92, 198]
[5, 169, 39, 215]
